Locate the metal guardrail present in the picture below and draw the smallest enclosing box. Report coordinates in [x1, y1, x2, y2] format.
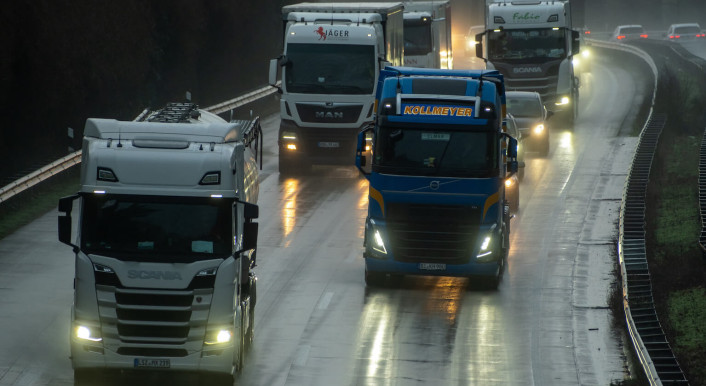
[0, 84, 277, 204]
[699, 130, 706, 254]
[620, 114, 688, 385]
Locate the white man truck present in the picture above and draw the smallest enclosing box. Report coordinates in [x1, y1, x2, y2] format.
[58, 103, 262, 384]
[476, 0, 581, 126]
[269, 2, 404, 175]
[403, 1, 452, 69]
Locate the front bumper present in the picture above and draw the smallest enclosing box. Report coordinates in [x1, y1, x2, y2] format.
[71, 339, 234, 375]
[364, 256, 500, 278]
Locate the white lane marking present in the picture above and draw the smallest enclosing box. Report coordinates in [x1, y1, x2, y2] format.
[317, 291, 334, 310]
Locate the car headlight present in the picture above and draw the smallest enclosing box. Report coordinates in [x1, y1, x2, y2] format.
[555, 96, 570, 106]
[476, 235, 493, 260]
[205, 328, 233, 345]
[533, 124, 545, 135]
[75, 324, 102, 342]
[505, 178, 515, 188]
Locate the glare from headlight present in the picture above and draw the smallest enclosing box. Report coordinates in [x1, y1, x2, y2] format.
[533, 124, 545, 134]
[582, 49, 590, 58]
[216, 330, 232, 343]
[205, 329, 233, 345]
[572, 57, 580, 67]
[555, 96, 570, 106]
[76, 325, 102, 342]
[505, 178, 514, 188]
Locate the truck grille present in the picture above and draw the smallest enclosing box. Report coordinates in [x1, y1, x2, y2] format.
[296, 103, 363, 124]
[386, 203, 481, 264]
[296, 127, 360, 159]
[94, 273, 214, 353]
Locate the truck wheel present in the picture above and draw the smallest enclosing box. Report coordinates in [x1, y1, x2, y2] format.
[365, 268, 386, 287]
[202, 373, 234, 386]
[74, 369, 100, 385]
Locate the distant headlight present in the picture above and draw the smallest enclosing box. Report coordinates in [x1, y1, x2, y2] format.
[581, 49, 590, 58]
[555, 96, 570, 106]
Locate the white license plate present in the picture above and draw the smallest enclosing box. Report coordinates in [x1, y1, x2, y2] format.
[134, 358, 170, 368]
[318, 141, 340, 148]
[419, 263, 446, 271]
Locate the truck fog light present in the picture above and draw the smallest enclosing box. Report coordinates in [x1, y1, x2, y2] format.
[287, 144, 297, 150]
[555, 96, 570, 106]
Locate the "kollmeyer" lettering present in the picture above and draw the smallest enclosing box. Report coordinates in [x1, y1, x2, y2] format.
[404, 105, 474, 117]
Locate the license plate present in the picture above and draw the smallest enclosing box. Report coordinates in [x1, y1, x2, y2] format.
[134, 358, 170, 368]
[318, 141, 340, 148]
[419, 263, 446, 271]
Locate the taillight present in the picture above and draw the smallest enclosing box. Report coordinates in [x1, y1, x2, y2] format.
[669, 35, 679, 39]
[584, 30, 591, 35]
[617, 35, 626, 40]
[640, 34, 648, 38]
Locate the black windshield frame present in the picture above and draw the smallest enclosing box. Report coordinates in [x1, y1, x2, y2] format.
[488, 28, 567, 63]
[404, 19, 433, 56]
[372, 121, 500, 177]
[80, 194, 234, 263]
[284, 43, 375, 95]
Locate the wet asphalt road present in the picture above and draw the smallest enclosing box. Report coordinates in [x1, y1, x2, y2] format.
[0, 53, 647, 385]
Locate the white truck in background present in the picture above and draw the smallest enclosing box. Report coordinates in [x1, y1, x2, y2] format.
[58, 103, 262, 385]
[403, 1, 452, 69]
[476, 0, 581, 126]
[269, 2, 404, 175]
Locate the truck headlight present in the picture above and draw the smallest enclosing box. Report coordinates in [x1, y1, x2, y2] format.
[281, 131, 298, 151]
[75, 325, 102, 342]
[476, 235, 494, 260]
[366, 220, 388, 256]
[205, 328, 233, 345]
[533, 123, 545, 135]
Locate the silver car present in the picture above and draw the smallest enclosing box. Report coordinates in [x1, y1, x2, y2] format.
[506, 91, 552, 157]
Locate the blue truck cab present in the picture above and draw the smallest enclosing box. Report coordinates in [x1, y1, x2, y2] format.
[356, 66, 518, 289]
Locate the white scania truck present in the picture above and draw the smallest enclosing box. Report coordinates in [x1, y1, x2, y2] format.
[476, 0, 580, 126]
[58, 103, 262, 384]
[403, 1, 452, 69]
[269, 2, 404, 175]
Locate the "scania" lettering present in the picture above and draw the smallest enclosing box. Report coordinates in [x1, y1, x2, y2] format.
[128, 270, 183, 280]
[513, 67, 542, 73]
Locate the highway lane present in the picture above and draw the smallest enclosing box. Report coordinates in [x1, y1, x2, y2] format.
[0, 53, 647, 386]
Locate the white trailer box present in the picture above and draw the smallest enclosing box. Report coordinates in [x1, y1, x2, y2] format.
[403, 1, 452, 69]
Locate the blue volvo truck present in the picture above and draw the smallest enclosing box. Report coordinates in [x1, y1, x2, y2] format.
[355, 66, 518, 289]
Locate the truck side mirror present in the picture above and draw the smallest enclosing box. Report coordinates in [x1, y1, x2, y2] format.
[475, 33, 486, 60]
[356, 123, 374, 178]
[268, 59, 279, 89]
[237, 202, 259, 252]
[571, 30, 581, 56]
[507, 136, 518, 159]
[58, 194, 80, 249]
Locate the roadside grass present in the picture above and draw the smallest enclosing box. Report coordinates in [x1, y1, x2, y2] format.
[0, 168, 80, 242]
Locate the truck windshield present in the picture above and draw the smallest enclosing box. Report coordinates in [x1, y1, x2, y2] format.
[373, 124, 499, 177]
[404, 19, 432, 56]
[81, 194, 232, 262]
[284, 43, 375, 94]
[488, 28, 566, 62]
